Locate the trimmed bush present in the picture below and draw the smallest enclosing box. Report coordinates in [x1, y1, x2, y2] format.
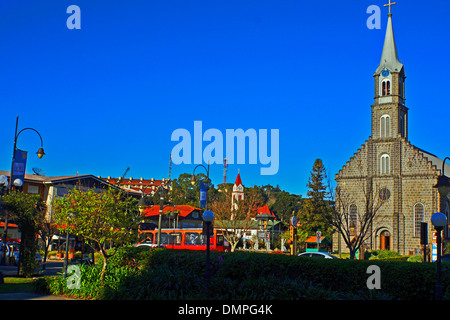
[36, 247, 450, 300]
[407, 255, 423, 263]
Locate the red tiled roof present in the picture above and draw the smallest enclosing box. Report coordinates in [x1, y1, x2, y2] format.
[305, 236, 329, 243]
[100, 177, 169, 195]
[256, 204, 277, 220]
[142, 205, 201, 218]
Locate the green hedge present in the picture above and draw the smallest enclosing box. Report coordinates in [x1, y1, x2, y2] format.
[35, 247, 450, 300]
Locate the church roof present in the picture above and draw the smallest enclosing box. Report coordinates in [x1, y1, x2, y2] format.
[375, 13, 404, 75]
[234, 173, 243, 186]
[417, 149, 450, 178]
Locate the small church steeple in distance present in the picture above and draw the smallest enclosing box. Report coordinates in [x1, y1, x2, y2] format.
[231, 171, 244, 211]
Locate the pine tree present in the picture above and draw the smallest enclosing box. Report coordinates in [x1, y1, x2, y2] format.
[298, 159, 333, 237]
[307, 159, 329, 201]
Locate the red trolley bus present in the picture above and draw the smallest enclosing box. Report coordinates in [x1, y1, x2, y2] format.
[138, 228, 231, 252]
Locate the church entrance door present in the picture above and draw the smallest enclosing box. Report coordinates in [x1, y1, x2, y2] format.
[380, 230, 391, 250]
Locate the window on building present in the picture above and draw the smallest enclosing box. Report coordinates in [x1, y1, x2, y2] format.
[185, 232, 202, 245]
[169, 232, 182, 245]
[382, 80, 391, 96]
[56, 187, 69, 197]
[380, 115, 391, 138]
[399, 115, 405, 137]
[27, 185, 40, 194]
[414, 203, 424, 237]
[380, 154, 390, 174]
[349, 204, 358, 231]
[379, 188, 391, 201]
[160, 233, 169, 245]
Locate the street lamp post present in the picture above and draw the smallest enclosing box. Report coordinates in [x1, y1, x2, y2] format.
[431, 212, 447, 300]
[433, 157, 450, 240]
[202, 210, 214, 283]
[8, 116, 45, 275]
[0, 175, 9, 266]
[157, 188, 165, 247]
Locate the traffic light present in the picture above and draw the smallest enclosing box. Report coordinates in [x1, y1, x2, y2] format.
[420, 222, 428, 245]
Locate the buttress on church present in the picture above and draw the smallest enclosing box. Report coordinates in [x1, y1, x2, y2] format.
[333, 8, 450, 255]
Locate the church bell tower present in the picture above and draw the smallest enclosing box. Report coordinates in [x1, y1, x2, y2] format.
[372, 1, 408, 141]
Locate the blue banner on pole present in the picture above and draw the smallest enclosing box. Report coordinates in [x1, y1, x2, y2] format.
[200, 182, 207, 208]
[12, 149, 27, 185]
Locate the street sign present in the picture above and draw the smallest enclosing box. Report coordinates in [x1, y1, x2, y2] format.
[290, 216, 298, 227]
[264, 231, 270, 241]
[316, 231, 322, 244]
[200, 182, 207, 208]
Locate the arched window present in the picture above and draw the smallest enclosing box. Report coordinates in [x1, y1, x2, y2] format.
[380, 115, 391, 138]
[382, 80, 391, 96]
[349, 204, 358, 231]
[414, 203, 424, 237]
[380, 154, 390, 174]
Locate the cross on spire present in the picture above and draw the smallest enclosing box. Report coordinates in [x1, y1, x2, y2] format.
[384, 0, 397, 15]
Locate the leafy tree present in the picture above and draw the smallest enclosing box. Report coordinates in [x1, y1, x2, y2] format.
[52, 186, 140, 281]
[210, 185, 263, 252]
[169, 172, 218, 207]
[298, 159, 333, 238]
[270, 191, 303, 222]
[2, 191, 46, 277]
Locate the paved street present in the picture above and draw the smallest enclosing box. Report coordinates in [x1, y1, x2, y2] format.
[0, 260, 65, 277]
[0, 260, 80, 300]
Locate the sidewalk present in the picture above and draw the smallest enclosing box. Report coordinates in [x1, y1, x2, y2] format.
[0, 262, 80, 300]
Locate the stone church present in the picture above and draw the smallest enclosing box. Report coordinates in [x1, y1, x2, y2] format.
[333, 7, 449, 256]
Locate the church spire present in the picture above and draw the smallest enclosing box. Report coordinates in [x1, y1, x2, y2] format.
[375, 2, 403, 75]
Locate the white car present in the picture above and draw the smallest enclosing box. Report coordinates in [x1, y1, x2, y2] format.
[136, 243, 159, 248]
[298, 252, 339, 259]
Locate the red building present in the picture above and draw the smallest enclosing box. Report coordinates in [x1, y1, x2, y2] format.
[141, 204, 203, 230]
[100, 176, 170, 196]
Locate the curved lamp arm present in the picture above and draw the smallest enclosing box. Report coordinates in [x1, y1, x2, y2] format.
[15, 127, 45, 159]
[442, 157, 450, 177]
[191, 164, 210, 185]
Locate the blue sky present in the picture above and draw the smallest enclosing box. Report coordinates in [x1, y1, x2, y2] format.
[0, 0, 449, 197]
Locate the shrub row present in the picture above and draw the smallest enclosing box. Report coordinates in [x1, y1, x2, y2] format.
[35, 247, 450, 300]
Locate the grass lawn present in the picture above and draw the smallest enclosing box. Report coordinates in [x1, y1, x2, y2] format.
[0, 277, 36, 294]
